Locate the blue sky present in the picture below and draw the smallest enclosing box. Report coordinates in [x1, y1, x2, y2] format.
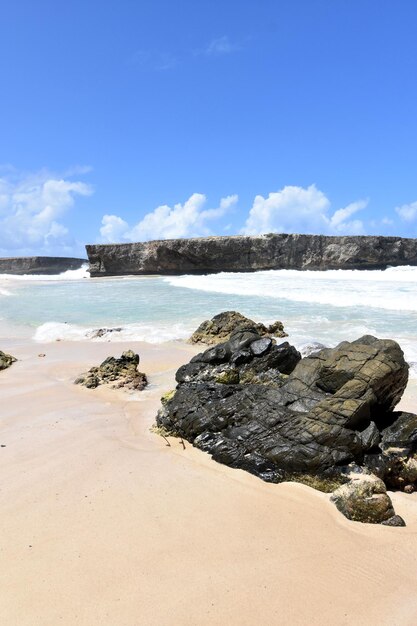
[1, 0, 416, 256]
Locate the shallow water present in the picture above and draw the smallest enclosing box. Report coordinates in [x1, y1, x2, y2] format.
[1, 264, 417, 376]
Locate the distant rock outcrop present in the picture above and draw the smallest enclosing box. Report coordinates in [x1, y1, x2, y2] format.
[86, 234, 417, 276]
[189, 311, 287, 345]
[0, 257, 86, 275]
[75, 350, 147, 390]
[0, 351, 16, 371]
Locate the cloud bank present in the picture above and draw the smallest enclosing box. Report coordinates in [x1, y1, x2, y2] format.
[100, 193, 238, 243]
[395, 201, 417, 223]
[0, 169, 92, 256]
[241, 184, 367, 236]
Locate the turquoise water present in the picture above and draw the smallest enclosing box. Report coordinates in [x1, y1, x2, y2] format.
[1, 266, 417, 374]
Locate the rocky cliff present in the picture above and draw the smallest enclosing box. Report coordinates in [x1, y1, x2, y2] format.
[0, 256, 86, 275]
[86, 233, 417, 276]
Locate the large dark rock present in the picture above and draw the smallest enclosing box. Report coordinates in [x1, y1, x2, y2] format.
[75, 350, 147, 390]
[0, 350, 16, 371]
[86, 234, 417, 276]
[189, 311, 287, 345]
[0, 256, 86, 275]
[157, 334, 412, 483]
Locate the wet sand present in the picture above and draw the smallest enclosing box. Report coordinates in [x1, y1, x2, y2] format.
[1, 339, 417, 626]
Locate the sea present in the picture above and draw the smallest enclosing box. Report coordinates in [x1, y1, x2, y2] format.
[1, 264, 417, 378]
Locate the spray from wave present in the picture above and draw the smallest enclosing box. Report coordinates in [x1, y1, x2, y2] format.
[33, 320, 192, 344]
[0, 264, 90, 283]
[165, 266, 417, 312]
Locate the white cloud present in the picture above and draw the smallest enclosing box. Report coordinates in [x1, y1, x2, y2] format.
[100, 215, 129, 242]
[241, 184, 367, 236]
[204, 36, 239, 56]
[0, 170, 93, 256]
[99, 193, 238, 243]
[395, 201, 417, 222]
[328, 200, 367, 234]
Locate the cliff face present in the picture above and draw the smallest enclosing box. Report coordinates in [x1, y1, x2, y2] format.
[0, 256, 86, 275]
[86, 234, 417, 277]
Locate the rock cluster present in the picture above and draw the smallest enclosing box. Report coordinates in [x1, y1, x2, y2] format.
[189, 311, 287, 345]
[157, 326, 416, 525]
[0, 350, 16, 371]
[75, 350, 147, 390]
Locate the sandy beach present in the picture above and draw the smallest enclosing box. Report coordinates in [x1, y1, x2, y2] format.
[1, 339, 417, 626]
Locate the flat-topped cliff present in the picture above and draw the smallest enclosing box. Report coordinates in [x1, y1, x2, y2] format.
[86, 234, 417, 276]
[0, 256, 86, 275]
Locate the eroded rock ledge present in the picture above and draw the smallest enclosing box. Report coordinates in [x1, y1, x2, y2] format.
[0, 256, 86, 275]
[86, 234, 417, 276]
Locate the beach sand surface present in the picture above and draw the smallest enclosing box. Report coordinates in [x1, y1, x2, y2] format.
[1, 339, 417, 626]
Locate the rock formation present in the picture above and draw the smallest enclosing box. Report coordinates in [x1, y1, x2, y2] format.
[0, 256, 86, 275]
[86, 234, 417, 276]
[157, 327, 416, 524]
[75, 350, 147, 390]
[330, 475, 401, 525]
[0, 350, 16, 370]
[189, 311, 287, 345]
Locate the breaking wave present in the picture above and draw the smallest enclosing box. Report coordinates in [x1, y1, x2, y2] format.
[165, 266, 417, 313]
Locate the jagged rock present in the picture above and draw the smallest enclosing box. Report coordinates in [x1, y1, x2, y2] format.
[330, 475, 396, 524]
[189, 311, 287, 345]
[381, 515, 406, 527]
[86, 327, 123, 339]
[380, 411, 417, 454]
[176, 328, 300, 388]
[157, 334, 411, 481]
[358, 421, 380, 451]
[0, 350, 16, 371]
[75, 350, 147, 391]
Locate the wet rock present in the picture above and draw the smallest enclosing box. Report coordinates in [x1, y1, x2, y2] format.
[158, 334, 411, 479]
[380, 411, 417, 454]
[189, 311, 287, 345]
[86, 327, 123, 339]
[330, 475, 396, 524]
[0, 350, 16, 371]
[358, 421, 380, 451]
[175, 329, 300, 388]
[381, 515, 406, 527]
[75, 350, 147, 391]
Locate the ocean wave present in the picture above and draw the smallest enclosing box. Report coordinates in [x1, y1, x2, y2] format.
[165, 267, 417, 312]
[33, 320, 192, 344]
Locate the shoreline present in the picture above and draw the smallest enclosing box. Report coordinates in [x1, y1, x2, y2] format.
[1, 339, 417, 624]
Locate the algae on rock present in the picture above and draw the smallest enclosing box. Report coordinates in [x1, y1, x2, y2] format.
[0, 350, 16, 371]
[75, 350, 147, 391]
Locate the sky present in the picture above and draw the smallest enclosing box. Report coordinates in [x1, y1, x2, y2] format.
[0, 0, 417, 257]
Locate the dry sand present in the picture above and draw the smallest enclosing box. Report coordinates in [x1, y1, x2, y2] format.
[1, 339, 417, 626]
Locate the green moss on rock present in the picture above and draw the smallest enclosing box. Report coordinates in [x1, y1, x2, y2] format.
[0, 350, 16, 371]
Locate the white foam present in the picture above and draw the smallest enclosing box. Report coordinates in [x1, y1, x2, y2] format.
[165, 266, 417, 312]
[33, 320, 192, 344]
[0, 264, 90, 282]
